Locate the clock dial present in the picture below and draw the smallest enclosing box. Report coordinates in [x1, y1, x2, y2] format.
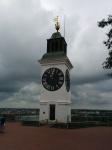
[65, 69, 70, 92]
[42, 68, 64, 91]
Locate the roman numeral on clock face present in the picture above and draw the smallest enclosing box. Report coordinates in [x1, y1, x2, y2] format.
[51, 86, 54, 91]
[59, 77, 63, 80]
[42, 82, 47, 86]
[42, 78, 46, 82]
[50, 68, 55, 73]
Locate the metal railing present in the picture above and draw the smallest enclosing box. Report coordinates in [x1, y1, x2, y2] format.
[68, 115, 112, 126]
[15, 115, 39, 122]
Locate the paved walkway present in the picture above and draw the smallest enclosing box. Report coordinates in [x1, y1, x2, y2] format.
[0, 122, 112, 150]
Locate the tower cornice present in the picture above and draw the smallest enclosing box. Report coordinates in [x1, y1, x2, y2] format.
[38, 57, 73, 70]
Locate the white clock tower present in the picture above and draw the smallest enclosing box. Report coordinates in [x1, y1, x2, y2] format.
[38, 20, 73, 123]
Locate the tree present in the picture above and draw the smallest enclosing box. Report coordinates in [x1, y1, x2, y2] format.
[98, 15, 112, 77]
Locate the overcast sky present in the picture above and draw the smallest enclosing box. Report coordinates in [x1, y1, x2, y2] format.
[0, 0, 112, 109]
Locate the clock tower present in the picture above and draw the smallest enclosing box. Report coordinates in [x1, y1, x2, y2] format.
[38, 20, 73, 123]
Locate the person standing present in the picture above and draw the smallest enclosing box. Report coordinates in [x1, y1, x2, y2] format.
[0, 115, 6, 133]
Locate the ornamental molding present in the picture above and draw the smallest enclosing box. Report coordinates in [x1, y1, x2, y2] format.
[57, 101, 71, 105]
[39, 101, 47, 105]
[38, 58, 73, 70]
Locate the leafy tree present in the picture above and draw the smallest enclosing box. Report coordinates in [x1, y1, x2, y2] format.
[98, 15, 112, 77]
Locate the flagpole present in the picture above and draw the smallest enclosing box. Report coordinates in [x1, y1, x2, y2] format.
[64, 15, 66, 38]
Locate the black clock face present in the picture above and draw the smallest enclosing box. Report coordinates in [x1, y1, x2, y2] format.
[65, 69, 70, 92]
[42, 68, 64, 91]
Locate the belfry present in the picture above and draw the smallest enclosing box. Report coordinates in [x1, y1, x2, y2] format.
[38, 17, 73, 123]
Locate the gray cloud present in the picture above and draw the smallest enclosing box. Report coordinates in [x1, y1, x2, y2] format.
[0, 0, 112, 109]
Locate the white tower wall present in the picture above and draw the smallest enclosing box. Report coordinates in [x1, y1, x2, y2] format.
[39, 58, 72, 123]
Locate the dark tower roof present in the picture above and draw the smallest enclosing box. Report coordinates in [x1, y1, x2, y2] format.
[50, 32, 62, 39]
[40, 31, 67, 60]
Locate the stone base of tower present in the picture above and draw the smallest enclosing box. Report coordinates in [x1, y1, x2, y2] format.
[39, 101, 71, 123]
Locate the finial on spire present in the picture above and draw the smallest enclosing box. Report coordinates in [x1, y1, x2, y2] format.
[53, 16, 60, 32]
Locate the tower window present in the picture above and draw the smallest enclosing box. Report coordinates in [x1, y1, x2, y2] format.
[50, 41, 59, 52]
[51, 42, 55, 51]
[55, 41, 58, 51]
[64, 43, 66, 54]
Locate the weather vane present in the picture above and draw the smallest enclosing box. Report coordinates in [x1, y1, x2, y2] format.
[53, 16, 60, 32]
